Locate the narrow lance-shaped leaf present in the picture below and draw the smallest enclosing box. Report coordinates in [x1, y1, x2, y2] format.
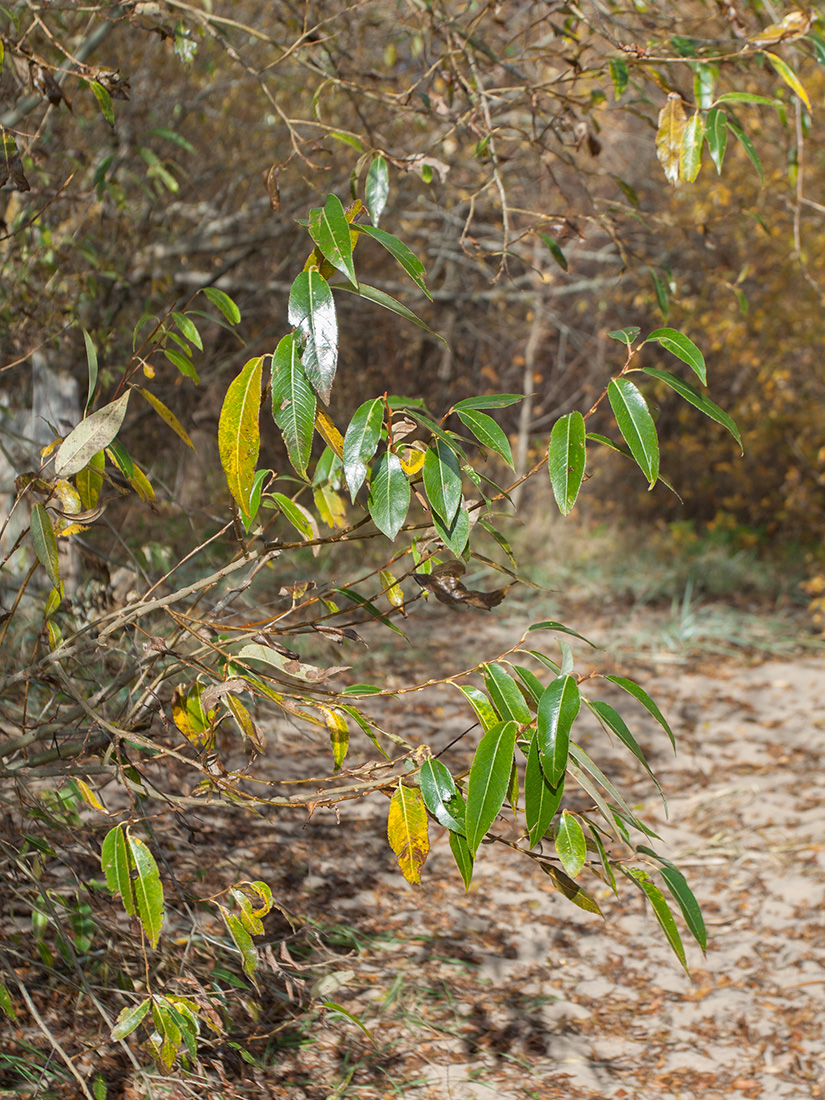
[101, 825, 135, 916]
[484, 663, 531, 724]
[126, 833, 164, 949]
[343, 398, 383, 500]
[680, 112, 704, 182]
[705, 107, 727, 174]
[321, 706, 349, 771]
[537, 675, 580, 786]
[465, 720, 518, 856]
[622, 866, 688, 972]
[609, 57, 629, 98]
[54, 391, 130, 477]
[203, 285, 242, 324]
[548, 411, 586, 515]
[641, 368, 742, 452]
[645, 328, 706, 385]
[365, 155, 389, 225]
[30, 504, 60, 589]
[111, 999, 151, 1041]
[387, 784, 430, 885]
[538, 232, 567, 271]
[137, 387, 196, 449]
[764, 51, 811, 110]
[555, 810, 587, 878]
[540, 863, 602, 915]
[656, 93, 687, 185]
[453, 683, 500, 732]
[82, 329, 98, 413]
[604, 674, 675, 749]
[726, 117, 763, 185]
[587, 699, 664, 802]
[271, 333, 316, 477]
[333, 281, 444, 341]
[456, 408, 514, 467]
[449, 831, 474, 890]
[525, 731, 564, 847]
[308, 193, 357, 285]
[288, 270, 338, 404]
[218, 356, 263, 514]
[637, 846, 707, 951]
[607, 378, 659, 487]
[356, 224, 430, 298]
[219, 905, 258, 980]
[368, 451, 410, 540]
[420, 758, 466, 834]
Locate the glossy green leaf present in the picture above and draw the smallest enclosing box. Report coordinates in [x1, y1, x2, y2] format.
[203, 286, 241, 324]
[705, 107, 727, 173]
[101, 825, 135, 916]
[368, 451, 410, 540]
[604, 675, 675, 749]
[449, 830, 474, 890]
[333, 281, 443, 340]
[126, 833, 164, 949]
[30, 504, 60, 589]
[271, 333, 316, 477]
[585, 822, 618, 894]
[456, 408, 514, 467]
[680, 113, 704, 182]
[271, 492, 318, 543]
[641, 368, 742, 452]
[423, 441, 462, 526]
[288, 269, 338, 404]
[726, 117, 763, 185]
[343, 398, 383, 500]
[111, 998, 151, 1041]
[164, 347, 198, 382]
[218, 357, 262, 513]
[568, 742, 635, 820]
[357, 224, 430, 298]
[451, 394, 523, 411]
[548, 411, 586, 515]
[588, 699, 663, 801]
[540, 863, 602, 915]
[420, 759, 466, 834]
[607, 326, 640, 348]
[525, 731, 564, 847]
[538, 232, 567, 271]
[636, 847, 707, 950]
[607, 378, 659, 487]
[365, 155, 389, 225]
[645, 327, 706, 385]
[555, 810, 587, 878]
[465, 720, 518, 856]
[537, 675, 580, 787]
[527, 620, 599, 647]
[609, 57, 629, 98]
[513, 665, 544, 705]
[172, 311, 202, 351]
[432, 500, 469, 556]
[54, 391, 129, 477]
[484, 663, 531, 724]
[308, 193, 357, 285]
[453, 683, 499, 732]
[623, 866, 688, 971]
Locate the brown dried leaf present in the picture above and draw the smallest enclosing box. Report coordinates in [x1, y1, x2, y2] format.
[413, 560, 512, 611]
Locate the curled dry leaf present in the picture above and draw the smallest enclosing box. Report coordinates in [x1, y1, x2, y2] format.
[413, 560, 513, 610]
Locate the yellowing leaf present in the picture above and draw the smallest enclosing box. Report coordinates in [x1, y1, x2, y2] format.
[313, 484, 347, 529]
[137, 387, 196, 450]
[218, 356, 263, 513]
[387, 783, 429, 885]
[76, 451, 105, 510]
[656, 93, 687, 185]
[172, 684, 216, 744]
[399, 444, 426, 475]
[380, 569, 405, 610]
[76, 778, 108, 814]
[320, 706, 349, 770]
[764, 51, 811, 110]
[314, 407, 344, 459]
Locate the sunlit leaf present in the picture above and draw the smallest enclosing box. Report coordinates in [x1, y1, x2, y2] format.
[456, 408, 514, 467]
[308, 193, 357, 285]
[453, 683, 500, 732]
[321, 706, 349, 770]
[604, 675, 675, 749]
[607, 378, 659, 487]
[451, 394, 523, 411]
[449, 831, 474, 889]
[420, 758, 466, 834]
[655, 93, 687, 185]
[548, 411, 586, 515]
[432, 500, 470, 556]
[537, 676, 580, 787]
[55, 391, 129, 477]
[219, 905, 258, 980]
[484, 663, 531, 724]
[388, 784, 429, 884]
[218, 357, 262, 513]
[525, 731, 564, 847]
[365, 155, 389, 225]
[555, 810, 587, 878]
[90, 81, 115, 126]
[622, 866, 687, 971]
[343, 398, 383, 500]
[368, 451, 410, 540]
[705, 107, 727, 173]
[465, 720, 517, 856]
[203, 286, 241, 324]
[357, 224, 430, 298]
[540, 863, 602, 915]
[423, 441, 462, 526]
[645, 327, 706, 385]
[680, 112, 704, 182]
[764, 50, 811, 109]
[288, 270, 338, 403]
[271, 492, 319, 545]
[126, 833, 164, 949]
[270, 333, 315, 477]
[111, 999, 151, 1041]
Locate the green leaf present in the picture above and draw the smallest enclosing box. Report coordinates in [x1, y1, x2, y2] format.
[604, 675, 675, 749]
[356, 224, 430, 298]
[537, 676, 580, 787]
[636, 848, 707, 950]
[465, 720, 518, 856]
[651, 268, 669, 321]
[713, 92, 778, 105]
[453, 683, 499, 732]
[456, 409, 514, 466]
[54, 391, 130, 477]
[451, 394, 523, 411]
[525, 732, 564, 847]
[539, 863, 602, 915]
[555, 810, 587, 878]
[126, 833, 164, 949]
[368, 451, 410, 540]
[568, 742, 635, 820]
[164, 347, 198, 382]
[641, 368, 742, 452]
[271, 333, 316, 477]
[587, 699, 663, 801]
[609, 57, 629, 99]
[82, 329, 98, 413]
[343, 398, 384, 501]
[308, 193, 357, 285]
[30, 504, 60, 589]
[622, 867, 688, 972]
[271, 492, 318, 543]
[645, 328, 706, 385]
[365, 155, 389, 225]
[420, 759, 466, 834]
[111, 998, 151, 1041]
[607, 326, 640, 348]
[101, 825, 135, 916]
[705, 107, 727, 173]
[333, 281, 443, 341]
[484, 663, 532, 724]
[288, 269, 338, 404]
[90, 81, 115, 126]
[538, 232, 567, 271]
[449, 831, 474, 890]
[171, 311, 202, 351]
[218, 357, 263, 513]
[548, 411, 586, 515]
[423, 441, 462, 526]
[585, 822, 617, 895]
[219, 905, 258, 980]
[680, 112, 704, 182]
[513, 665, 544, 705]
[203, 286, 242, 324]
[692, 62, 715, 110]
[726, 117, 763, 185]
[0, 980, 15, 1020]
[527, 620, 599, 647]
[432, 500, 470, 556]
[607, 378, 659, 487]
[335, 588, 406, 636]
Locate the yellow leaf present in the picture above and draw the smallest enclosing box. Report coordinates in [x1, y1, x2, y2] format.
[226, 694, 265, 753]
[218, 356, 263, 512]
[76, 778, 108, 813]
[52, 479, 81, 515]
[764, 51, 811, 111]
[399, 444, 426, 475]
[313, 484, 347, 529]
[76, 451, 105, 510]
[172, 684, 215, 744]
[128, 463, 155, 503]
[320, 706, 349, 770]
[380, 569, 405, 610]
[656, 93, 687, 186]
[315, 407, 344, 459]
[137, 387, 196, 450]
[387, 784, 429, 885]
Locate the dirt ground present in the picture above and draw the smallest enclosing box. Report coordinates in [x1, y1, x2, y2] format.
[4, 601, 825, 1100]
